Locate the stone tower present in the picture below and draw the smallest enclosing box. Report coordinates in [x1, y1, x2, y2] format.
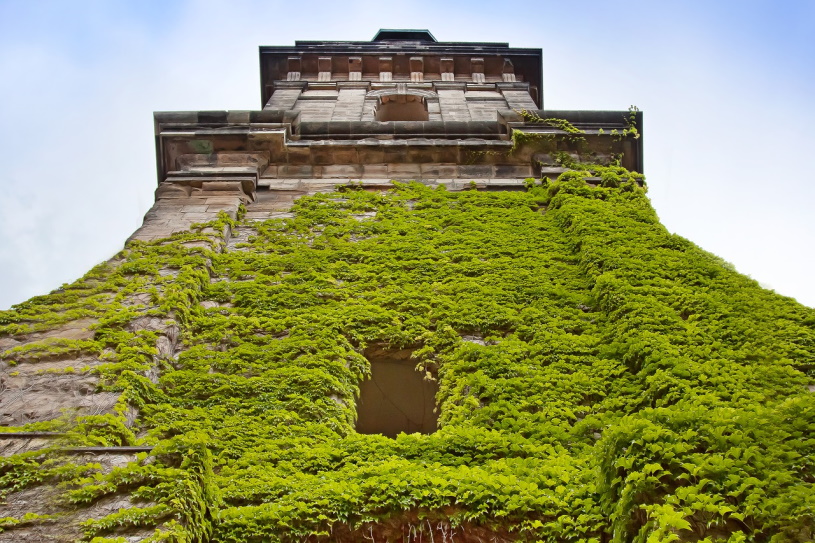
[3, 30, 811, 543]
[131, 29, 642, 242]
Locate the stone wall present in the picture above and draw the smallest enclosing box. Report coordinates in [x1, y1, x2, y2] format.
[278, 83, 538, 122]
[4, 175, 813, 542]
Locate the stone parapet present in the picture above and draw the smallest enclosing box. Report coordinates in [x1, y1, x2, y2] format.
[130, 167, 259, 241]
[133, 106, 643, 241]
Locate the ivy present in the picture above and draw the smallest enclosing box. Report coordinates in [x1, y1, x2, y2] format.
[0, 173, 813, 541]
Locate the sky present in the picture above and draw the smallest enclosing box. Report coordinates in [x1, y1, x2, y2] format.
[1, 0, 814, 310]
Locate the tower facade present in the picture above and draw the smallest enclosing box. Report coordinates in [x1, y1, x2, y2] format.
[131, 29, 641, 242]
[2, 31, 812, 543]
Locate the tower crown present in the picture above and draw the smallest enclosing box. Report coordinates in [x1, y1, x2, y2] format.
[372, 29, 437, 42]
[142, 30, 643, 242]
[260, 28, 543, 108]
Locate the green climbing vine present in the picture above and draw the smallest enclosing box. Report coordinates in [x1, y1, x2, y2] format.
[0, 170, 813, 542]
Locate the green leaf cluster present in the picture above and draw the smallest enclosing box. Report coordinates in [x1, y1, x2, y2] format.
[0, 174, 812, 542]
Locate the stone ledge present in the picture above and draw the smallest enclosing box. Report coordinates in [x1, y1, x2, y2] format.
[260, 163, 532, 180]
[65, 446, 154, 454]
[0, 432, 64, 438]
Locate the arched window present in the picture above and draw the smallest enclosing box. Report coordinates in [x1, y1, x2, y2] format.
[375, 94, 429, 122]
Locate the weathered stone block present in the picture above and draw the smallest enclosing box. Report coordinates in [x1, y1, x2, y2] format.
[204, 196, 243, 205]
[327, 148, 360, 164]
[207, 204, 239, 213]
[281, 147, 312, 169]
[357, 147, 387, 164]
[180, 212, 217, 221]
[322, 165, 363, 178]
[156, 183, 194, 198]
[388, 163, 421, 177]
[200, 181, 245, 192]
[383, 147, 409, 163]
[487, 178, 526, 186]
[459, 165, 494, 178]
[278, 164, 314, 177]
[363, 164, 389, 177]
[494, 165, 533, 178]
[420, 164, 459, 177]
[180, 205, 209, 213]
[262, 179, 302, 190]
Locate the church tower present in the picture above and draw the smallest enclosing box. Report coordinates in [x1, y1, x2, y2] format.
[132, 29, 641, 241]
[2, 31, 811, 543]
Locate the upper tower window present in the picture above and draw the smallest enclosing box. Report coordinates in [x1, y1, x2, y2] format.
[375, 94, 429, 122]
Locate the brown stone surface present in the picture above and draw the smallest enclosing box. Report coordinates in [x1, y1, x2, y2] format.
[0, 436, 55, 456]
[0, 309, 177, 427]
[0, 318, 97, 353]
[1, 367, 111, 427]
[0, 487, 146, 542]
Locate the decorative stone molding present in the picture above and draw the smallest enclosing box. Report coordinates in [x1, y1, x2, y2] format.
[366, 88, 438, 99]
[471, 58, 485, 83]
[502, 58, 516, 82]
[410, 56, 424, 82]
[379, 56, 393, 82]
[287, 56, 301, 81]
[318, 57, 332, 82]
[348, 56, 362, 81]
[440, 57, 455, 81]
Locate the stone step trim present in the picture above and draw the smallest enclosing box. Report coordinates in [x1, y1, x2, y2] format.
[64, 446, 154, 454]
[0, 432, 65, 438]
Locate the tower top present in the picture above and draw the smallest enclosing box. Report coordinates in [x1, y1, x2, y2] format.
[372, 29, 437, 42]
[259, 29, 542, 108]
[144, 29, 643, 244]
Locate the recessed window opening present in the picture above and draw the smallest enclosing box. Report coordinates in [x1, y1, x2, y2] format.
[375, 95, 429, 122]
[355, 346, 439, 437]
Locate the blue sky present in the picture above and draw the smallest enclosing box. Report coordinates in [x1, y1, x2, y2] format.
[1, 0, 814, 309]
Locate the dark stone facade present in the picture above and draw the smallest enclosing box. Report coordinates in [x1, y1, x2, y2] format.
[131, 30, 642, 241]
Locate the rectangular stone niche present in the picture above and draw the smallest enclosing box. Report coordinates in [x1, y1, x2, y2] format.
[355, 346, 439, 438]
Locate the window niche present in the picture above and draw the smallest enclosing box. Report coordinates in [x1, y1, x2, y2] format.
[375, 94, 429, 122]
[355, 346, 439, 437]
